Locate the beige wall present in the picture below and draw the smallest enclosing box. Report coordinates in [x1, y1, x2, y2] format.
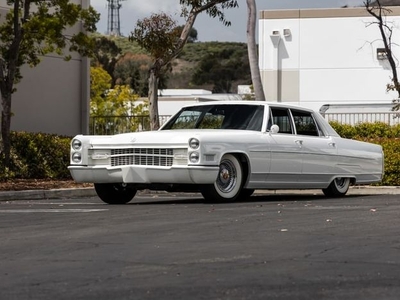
[261, 70, 300, 102]
[0, 1, 90, 136]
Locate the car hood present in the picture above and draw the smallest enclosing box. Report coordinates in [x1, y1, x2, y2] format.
[87, 129, 251, 148]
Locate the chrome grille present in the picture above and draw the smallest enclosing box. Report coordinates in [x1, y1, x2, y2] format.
[110, 148, 174, 167]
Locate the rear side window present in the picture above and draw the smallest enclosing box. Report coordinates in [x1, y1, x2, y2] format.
[291, 110, 320, 136]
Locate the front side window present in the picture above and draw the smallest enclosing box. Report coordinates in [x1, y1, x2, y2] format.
[170, 110, 202, 129]
[269, 108, 293, 134]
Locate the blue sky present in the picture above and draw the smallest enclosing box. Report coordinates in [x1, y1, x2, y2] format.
[90, 0, 365, 42]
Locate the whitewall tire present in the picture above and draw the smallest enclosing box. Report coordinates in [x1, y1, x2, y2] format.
[201, 154, 244, 202]
[322, 178, 350, 197]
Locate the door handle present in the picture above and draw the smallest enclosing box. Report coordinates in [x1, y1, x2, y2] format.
[295, 140, 303, 147]
[328, 142, 336, 147]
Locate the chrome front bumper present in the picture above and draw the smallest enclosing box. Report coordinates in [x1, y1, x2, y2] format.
[68, 165, 219, 184]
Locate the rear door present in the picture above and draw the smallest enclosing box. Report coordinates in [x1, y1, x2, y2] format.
[290, 109, 338, 187]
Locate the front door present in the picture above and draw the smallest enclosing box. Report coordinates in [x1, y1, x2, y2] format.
[266, 107, 303, 188]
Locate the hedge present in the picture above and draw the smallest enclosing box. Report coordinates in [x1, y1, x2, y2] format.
[0, 124, 399, 185]
[0, 131, 71, 180]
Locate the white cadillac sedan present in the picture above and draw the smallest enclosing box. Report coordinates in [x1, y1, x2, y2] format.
[69, 101, 384, 204]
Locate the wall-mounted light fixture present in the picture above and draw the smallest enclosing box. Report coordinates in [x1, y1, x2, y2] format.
[270, 30, 281, 45]
[271, 30, 280, 37]
[377, 48, 387, 60]
[283, 29, 291, 37]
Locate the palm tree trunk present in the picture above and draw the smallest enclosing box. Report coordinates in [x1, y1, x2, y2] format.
[246, 0, 264, 100]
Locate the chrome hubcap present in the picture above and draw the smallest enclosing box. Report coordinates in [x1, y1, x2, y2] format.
[216, 160, 237, 193]
[335, 178, 346, 188]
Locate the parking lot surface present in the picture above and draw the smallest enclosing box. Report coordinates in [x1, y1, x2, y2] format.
[1, 193, 399, 300]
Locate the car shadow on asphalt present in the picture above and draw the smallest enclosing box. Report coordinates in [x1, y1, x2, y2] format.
[129, 193, 365, 206]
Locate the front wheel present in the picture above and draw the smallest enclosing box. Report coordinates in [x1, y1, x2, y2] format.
[322, 178, 350, 197]
[94, 183, 137, 204]
[201, 154, 243, 202]
[239, 188, 255, 199]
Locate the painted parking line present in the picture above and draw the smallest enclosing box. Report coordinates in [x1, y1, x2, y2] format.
[0, 209, 108, 213]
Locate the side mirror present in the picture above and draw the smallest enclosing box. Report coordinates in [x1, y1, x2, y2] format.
[270, 124, 280, 134]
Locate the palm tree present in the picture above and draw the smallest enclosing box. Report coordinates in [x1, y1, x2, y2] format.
[246, 0, 264, 100]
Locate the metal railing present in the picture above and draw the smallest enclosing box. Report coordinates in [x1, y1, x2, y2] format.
[89, 112, 400, 135]
[323, 112, 400, 126]
[89, 115, 171, 135]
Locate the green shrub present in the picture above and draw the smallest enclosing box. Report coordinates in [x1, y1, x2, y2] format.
[331, 121, 400, 139]
[378, 138, 400, 186]
[0, 131, 72, 181]
[330, 121, 357, 138]
[354, 122, 392, 138]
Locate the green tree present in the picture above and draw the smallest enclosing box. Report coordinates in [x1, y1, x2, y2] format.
[0, 0, 100, 168]
[130, 0, 239, 130]
[92, 35, 122, 87]
[174, 25, 198, 43]
[90, 67, 147, 133]
[90, 67, 113, 116]
[129, 12, 178, 130]
[113, 52, 170, 98]
[191, 45, 250, 92]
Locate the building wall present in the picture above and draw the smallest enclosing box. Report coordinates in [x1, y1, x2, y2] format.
[0, 0, 90, 136]
[259, 7, 400, 110]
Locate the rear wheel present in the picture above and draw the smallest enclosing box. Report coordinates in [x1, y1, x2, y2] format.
[322, 178, 350, 197]
[94, 183, 137, 204]
[201, 154, 243, 202]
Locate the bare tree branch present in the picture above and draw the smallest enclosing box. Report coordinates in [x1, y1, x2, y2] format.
[364, 0, 400, 111]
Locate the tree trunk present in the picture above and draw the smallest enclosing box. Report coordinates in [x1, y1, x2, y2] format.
[1, 93, 12, 168]
[0, 0, 23, 169]
[246, 0, 264, 100]
[148, 67, 160, 130]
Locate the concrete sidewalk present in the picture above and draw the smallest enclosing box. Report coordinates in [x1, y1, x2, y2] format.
[0, 186, 399, 202]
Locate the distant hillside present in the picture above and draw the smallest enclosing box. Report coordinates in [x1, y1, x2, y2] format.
[109, 36, 251, 93]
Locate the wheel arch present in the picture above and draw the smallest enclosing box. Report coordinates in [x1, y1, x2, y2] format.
[327, 175, 356, 187]
[221, 152, 251, 187]
[334, 175, 356, 185]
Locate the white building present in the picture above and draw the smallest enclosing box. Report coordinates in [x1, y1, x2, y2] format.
[259, 6, 400, 112]
[156, 89, 243, 116]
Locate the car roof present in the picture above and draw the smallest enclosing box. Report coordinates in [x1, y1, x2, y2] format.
[180, 100, 316, 113]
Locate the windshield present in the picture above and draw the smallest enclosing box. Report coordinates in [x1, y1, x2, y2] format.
[161, 104, 264, 131]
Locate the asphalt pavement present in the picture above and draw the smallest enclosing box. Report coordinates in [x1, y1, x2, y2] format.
[1, 193, 400, 300]
[0, 185, 399, 202]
